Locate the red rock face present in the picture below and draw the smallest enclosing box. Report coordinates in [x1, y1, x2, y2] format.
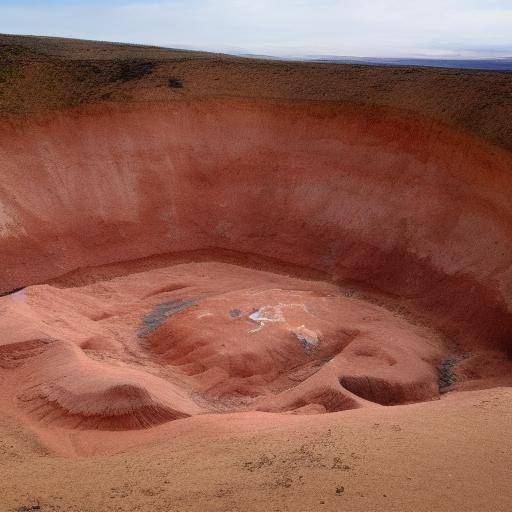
[1, 98, 511, 440]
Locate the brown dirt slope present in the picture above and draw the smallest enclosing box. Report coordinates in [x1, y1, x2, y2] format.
[1, 33, 512, 151]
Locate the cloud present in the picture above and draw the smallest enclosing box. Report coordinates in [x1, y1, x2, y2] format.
[0, 0, 511, 57]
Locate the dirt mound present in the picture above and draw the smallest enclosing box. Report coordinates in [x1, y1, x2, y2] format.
[146, 286, 443, 410]
[13, 340, 202, 430]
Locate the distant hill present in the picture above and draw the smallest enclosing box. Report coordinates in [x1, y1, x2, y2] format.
[307, 56, 512, 71]
[239, 53, 512, 71]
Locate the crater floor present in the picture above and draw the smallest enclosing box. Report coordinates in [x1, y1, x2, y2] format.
[1, 255, 510, 452]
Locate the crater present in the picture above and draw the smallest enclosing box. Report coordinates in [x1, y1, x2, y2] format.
[0, 47, 511, 435]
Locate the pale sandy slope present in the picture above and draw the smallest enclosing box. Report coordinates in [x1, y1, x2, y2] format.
[3, 387, 511, 512]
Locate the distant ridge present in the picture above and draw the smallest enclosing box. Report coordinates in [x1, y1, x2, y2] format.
[309, 56, 512, 71]
[239, 53, 512, 71]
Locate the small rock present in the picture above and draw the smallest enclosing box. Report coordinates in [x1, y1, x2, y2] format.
[293, 326, 320, 351]
[17, 501, 40, 512]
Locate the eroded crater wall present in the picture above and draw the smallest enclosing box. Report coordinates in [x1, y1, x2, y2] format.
[1, 98, 512, 345]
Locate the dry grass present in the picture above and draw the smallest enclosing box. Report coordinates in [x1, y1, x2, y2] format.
[1, 33, 511, 152]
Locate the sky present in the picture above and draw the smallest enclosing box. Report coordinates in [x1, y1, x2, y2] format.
[0, 0, 511, 58]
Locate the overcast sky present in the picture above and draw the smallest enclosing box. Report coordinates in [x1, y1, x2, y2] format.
[1, 0, 511, 58]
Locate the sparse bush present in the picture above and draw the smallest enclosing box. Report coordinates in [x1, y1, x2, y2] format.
[111, 60, 156, 82]
[168, 77, 184, 88]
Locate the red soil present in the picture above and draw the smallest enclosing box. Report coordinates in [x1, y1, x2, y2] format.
[1, 34, 511, 511]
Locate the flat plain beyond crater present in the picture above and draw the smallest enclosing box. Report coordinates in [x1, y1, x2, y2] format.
[1, 34, 512, 512]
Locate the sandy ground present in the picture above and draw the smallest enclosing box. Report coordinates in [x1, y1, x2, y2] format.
[2, 387, 511, 512]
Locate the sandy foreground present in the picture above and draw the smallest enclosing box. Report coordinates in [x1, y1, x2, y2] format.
[2, 387, 511, 512]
